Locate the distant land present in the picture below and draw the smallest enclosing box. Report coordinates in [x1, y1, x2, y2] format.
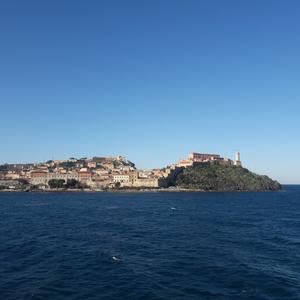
[0, 152, 281, 192]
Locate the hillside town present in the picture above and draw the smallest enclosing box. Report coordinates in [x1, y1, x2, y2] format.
[0, 152, 242, 191]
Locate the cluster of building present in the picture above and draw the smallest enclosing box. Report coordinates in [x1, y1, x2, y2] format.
[0, 152, 242, 190]
[177, 152, 242, 167]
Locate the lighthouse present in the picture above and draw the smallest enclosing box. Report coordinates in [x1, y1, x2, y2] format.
[234, 152, 242, 166]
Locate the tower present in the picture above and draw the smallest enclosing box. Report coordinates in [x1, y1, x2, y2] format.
[234, 152, 242, 166]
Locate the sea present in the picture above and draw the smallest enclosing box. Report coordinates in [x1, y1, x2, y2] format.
[0, 186, 299, 300]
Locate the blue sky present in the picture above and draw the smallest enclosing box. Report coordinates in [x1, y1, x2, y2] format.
[0, 0, 299, 183]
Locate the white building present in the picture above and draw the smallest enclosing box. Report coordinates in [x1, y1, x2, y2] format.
[30, 172, 79, 186]
[234, 152, 242, 166]
[113, 174, 130, 183]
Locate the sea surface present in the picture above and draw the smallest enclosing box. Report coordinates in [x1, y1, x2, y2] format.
[1, 186, 300, 300]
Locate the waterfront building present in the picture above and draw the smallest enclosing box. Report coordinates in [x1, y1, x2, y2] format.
[78, 171, 92, 183]
[0, 179, 22, 189]
[131, 177, 168, 188]
[5, 172, 20, 179]
[30, 171, 79, 186]
[113, 173, 130, 183]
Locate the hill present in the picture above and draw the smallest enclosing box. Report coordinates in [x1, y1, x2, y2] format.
[174, 162, 281, 191]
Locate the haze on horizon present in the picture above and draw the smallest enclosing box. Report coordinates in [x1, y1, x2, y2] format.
[0, 0, 299, 184]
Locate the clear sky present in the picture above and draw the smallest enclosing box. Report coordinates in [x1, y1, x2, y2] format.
[0, 0, 299, 183]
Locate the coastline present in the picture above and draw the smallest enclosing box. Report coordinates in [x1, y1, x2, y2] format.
[0, 187, 282, 193]
[0, 188, 203, 193]
[1, 154, 281, 194]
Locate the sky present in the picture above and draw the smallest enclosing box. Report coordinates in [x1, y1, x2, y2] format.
[0, 0, 299, 183]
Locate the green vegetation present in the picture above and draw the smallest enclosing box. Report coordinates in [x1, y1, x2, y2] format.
[0, 185, 6, 190]
[58, 161, 77, 169]
[17, 178, 29, 185]
[113, 160, 122, 168]
[112, 159, 135, 169]
[48, 179, 65, 189]
[64, 179, 82, 189]
[175, 162, 281, 191]
[47, 179, 85, 189]
[0, 164, 9, 172]
[127, 160, 135, 168]
[114, 182, 121, 189]
[29, 185, 41, 191]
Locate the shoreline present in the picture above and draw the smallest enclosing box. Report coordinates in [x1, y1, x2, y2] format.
[0, 187, 282, 193]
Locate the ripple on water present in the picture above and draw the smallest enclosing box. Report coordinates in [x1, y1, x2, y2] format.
[0, 188, 300, 300]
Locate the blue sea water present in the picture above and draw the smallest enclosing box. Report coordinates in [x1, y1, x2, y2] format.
[0, 186, 300, 300]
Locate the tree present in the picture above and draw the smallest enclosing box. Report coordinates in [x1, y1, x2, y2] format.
[17, 178, 29, 185]
[0, 164, 9, 172]
[58, 161, 76, 169]
[48, 179, 65, 189]
[65, 179, 81, 189]
[114, 182, 121, 189]
[175, 162, 281, 191]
